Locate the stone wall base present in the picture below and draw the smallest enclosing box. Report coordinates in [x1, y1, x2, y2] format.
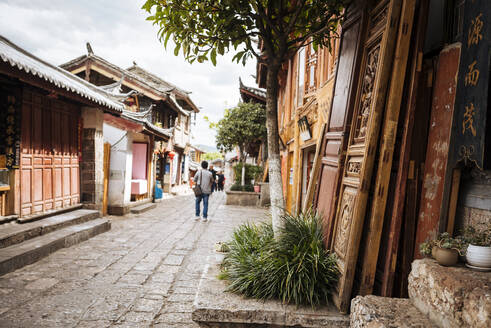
[225, 191, 260, 207]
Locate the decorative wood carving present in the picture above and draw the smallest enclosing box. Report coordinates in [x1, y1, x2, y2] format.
[333, 188, 356, 258]
[357, 46, 380, 139]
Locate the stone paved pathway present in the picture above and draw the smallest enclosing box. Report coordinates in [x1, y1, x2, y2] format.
[0, 192, 267, 327]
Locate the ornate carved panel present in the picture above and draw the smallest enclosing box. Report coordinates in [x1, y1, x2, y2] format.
[356, 45, 381, 140]
[333, 188, 356, 258]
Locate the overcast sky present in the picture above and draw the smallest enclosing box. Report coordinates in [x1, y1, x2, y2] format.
[0, 0, 258, 148]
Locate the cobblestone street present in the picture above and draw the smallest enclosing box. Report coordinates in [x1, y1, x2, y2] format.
[0, 192, 267, 327]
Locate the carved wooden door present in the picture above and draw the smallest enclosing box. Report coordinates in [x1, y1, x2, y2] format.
[329, 0, 403, 313]
[314, 0, 368, 246]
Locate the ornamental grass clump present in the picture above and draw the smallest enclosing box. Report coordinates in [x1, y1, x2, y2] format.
[220, 210, 339, 307]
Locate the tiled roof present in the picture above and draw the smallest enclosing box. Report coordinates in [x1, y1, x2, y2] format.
[60, 54, 168, 100]
[127, 65, 188, 94]
[127, 64, 199, 113]
[122, 106, 173, 138]
[239, 77, 266, 100]
[0, 35, 124, 112]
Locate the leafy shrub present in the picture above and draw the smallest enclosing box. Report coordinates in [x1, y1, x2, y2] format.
[220, 210, 339, 307]
[233, 163, 263, 185]
[230, 183, 255, 192]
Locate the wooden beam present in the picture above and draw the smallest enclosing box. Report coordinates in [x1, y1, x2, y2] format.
[358, 0, 416, 296]
[302, 123, 326, 212]
[446, 168, 461, 234]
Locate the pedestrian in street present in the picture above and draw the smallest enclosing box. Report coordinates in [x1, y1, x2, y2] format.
[209, 164, 217, 192]
[193, 161, 214, 222]
[217, 170, 225, 191]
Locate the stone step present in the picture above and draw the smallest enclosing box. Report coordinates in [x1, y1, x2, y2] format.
[0, 218, 110, 276]
[17, 204, 84, 223]
[0, 209, 100, 249]
[408, 258, 491, 328]
[350, 295, 436, 328]
[130, 202, 157, 214]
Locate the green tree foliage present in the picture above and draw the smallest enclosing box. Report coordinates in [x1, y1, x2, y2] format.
[142, 0, 345, 233]
[213, 102, 266, 161]
[142, 0, 345, 66]
[202, 151, 223, 161]
[233, 163, 262, 185]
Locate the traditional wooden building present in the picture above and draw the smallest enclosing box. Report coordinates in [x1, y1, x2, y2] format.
[258, 0, 490, 316]
[0, 35, 124, 220]
[256, 29, 340, 214]
[61, 47, 199, 212]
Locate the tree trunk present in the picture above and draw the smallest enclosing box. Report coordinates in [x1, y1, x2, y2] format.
[265, 63, 285, 236]
[241, 155, 246, 186]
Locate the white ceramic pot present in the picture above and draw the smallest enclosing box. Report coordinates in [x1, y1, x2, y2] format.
[466, 244, 491, 268]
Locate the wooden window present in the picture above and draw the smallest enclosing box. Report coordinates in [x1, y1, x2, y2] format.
[296, 47, 306, 108]
[305, 43, 318, 94]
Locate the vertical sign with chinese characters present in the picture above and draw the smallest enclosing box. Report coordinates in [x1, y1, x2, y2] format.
[0, 91, 22, 169]
[452, 0, 490, 168]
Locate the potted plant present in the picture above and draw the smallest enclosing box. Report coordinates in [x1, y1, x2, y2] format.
[461, 226, 491, 271]
[214, 241, 230, 263]
[419, 232, 464, 266]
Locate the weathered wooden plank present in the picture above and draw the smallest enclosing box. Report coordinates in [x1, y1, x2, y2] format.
[379, 0, 430, 297]
[413, 44, 461, 258]
[358, 0, 416, 296]
[303, 123, 326, 212]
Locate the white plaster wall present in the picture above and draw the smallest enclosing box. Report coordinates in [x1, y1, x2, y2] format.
[183, 155, 189, 182]
[103, 123, 133, 206]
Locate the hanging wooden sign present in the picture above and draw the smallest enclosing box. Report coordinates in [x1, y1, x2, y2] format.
[451, 0, 490, 169]
[0, 92, 21, 169]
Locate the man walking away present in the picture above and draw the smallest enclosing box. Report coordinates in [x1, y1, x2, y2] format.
[209, 165, 217, 192]
[193, 161, 213, 222]
[217, 170, 225, 191]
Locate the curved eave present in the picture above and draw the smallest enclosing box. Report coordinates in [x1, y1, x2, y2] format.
[0, 36, 124, 113]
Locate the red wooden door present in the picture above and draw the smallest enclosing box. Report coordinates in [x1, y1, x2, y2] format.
[20, 88, 80, 217]
[314, 1, 368, 246]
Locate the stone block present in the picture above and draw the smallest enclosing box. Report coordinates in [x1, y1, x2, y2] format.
[350, 295, 435, 328]
[192, 261, 349, 327]
[225, 191, 260, 207]
[408, 259, 491, 328]
[258, 183, 270, 207]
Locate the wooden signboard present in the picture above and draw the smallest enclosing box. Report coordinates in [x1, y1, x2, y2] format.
[330, 0, 402, 313]
[451, 0, 490, 170]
